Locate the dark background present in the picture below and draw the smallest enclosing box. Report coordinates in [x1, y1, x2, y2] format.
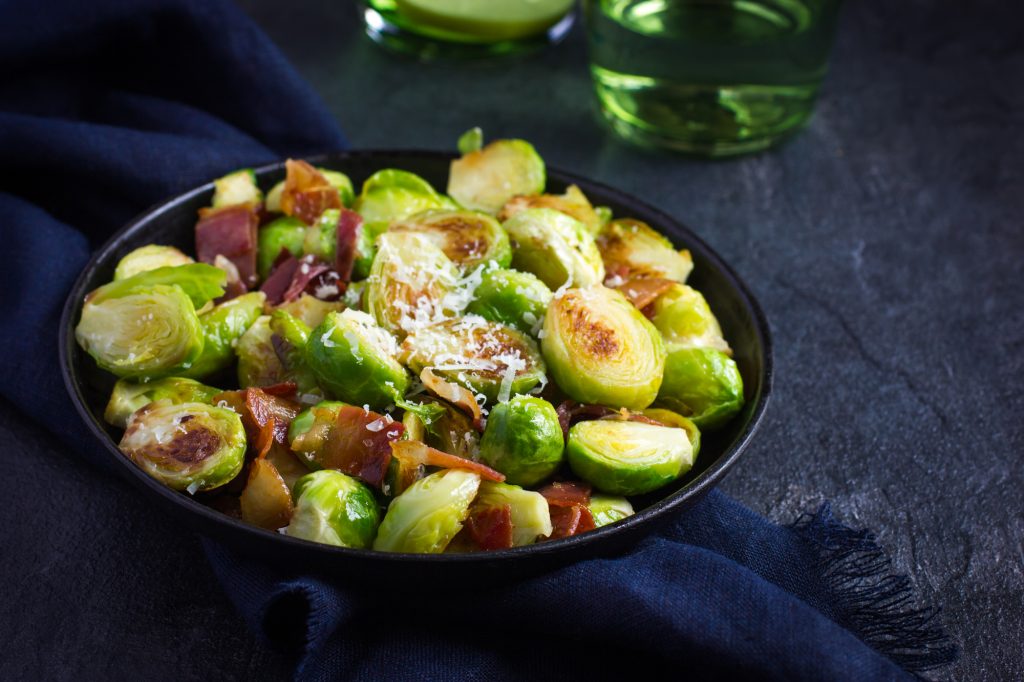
[2, 1, 1021, 680]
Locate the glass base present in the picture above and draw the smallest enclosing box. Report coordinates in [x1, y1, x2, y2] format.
[363, 5, 575, 60]
[593, 72, 818, 157]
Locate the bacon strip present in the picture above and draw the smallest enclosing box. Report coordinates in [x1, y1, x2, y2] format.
[280, 159, 341, 225]
[548, 504, 596, 539]
[290, 405, 404, 488]
[253, 417, 276, 460]
[465, 505, 514, 550]
[538, 480, 592, 507]
[555, 401, 618, 439]
[196, 204, 259, 287]
[282, 255, 331, 303]
[244, 388, 300, 445]
[420, 369, 484, 431]
[390, 440, 505, 482]
[260, 251, 301, 305]
[613, 277, 675, 315]
[335, 208, 361, 283]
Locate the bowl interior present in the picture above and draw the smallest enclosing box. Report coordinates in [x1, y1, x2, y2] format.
[61, 150, 771, 577]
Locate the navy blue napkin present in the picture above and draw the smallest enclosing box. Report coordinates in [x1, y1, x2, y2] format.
[0, 1, 955, 679]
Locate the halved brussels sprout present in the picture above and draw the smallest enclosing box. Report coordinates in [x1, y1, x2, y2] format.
[355, 169, 448, 228]
[212, 168, 262, 208]
[465, 268, 551, 335]
[183, 291, 265, 379]
[119, 400, 246, 492]
[236, 315, 319, 394]
[258, 216, 306, 279]
[88, 263, 226, 310]
[419, 397, 479, 460]
[589, 494, 635, 528]
[656, 346, 744, 430]
[303, 208, 339, 263]
[277, 294, 345, 329]
[105, 376, 221, 429]
[499, 185, 602, 234]
[567, 419, 693, 495]
[641, 407, 701, 460]
[307, 309, 409, 409]
[649, 283, 730, 353]
[478, 396, 563, 486]
[597, 218, 693, 283]
[472, 480, 553, 546]
[113, 245, 194, 281]
[286, 470, 380, 548]
[287, 399, 348, 447]
[268, 310, 322, 396]
[448, 139, 545, 214]
[373, 469, 481, 553]
[76, 284, 205, 379]
[389, 209, 512, 270]
[503, 208, 605, 290]
[541, 285, 666, 410]
[364, 232, 460, 337]
[400, 317, 546, 403]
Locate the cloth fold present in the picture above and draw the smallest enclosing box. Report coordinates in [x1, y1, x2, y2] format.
[0, 1, 955, 679]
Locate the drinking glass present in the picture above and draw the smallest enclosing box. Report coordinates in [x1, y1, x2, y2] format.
[362, 0, 577, 59]
[583, 0, 843, 156]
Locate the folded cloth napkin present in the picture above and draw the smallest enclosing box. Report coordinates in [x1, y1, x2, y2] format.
[0, 1, 957, 680]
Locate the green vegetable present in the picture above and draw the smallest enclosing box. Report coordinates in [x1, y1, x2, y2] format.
[641, 408, 701, 460]
[567, 419, 693, 496]
[236, 314, 320, 395]
[104, 376, 221, 429]
[212, 168, 262, 208]
[541, 285, 666, 410]
[389, 209, 512, 271]
[498, 184, 603, 235]
[448, 138, 545, 214]
[306, 309, 409, 410]
[465, 268, 551, 334]
[421, 398, 479, 460]
[364, 231, 460, 337]
[265, 180, 285, 212]
[649, 283, 730, 352]
[87, 263, 226, 310]
[503, 208, 605, 290]
[118, 400, 246, 492]
[597, 218, 693, 282]
[318, 168, 355, 207]
[656, 346, 744, 430]
[76, 284, 205, 379]
[589, 494, 635, 528]
[478, 396, 563, 486]
[258, 216, 306, 279]
[400, 317, 546, 403]
[287, 400, 349, 458]
[113, 245, 193, 281]
[276, 294, 345, 329]
[457, 126, 483, 155]
[182, 292, 265, 379]
[286, 470, 380, 548]
[473, 481, 553, 546]
[304, 208, 339, 263]
[268, 310, 322, 395]
[373, 469, 481, 553]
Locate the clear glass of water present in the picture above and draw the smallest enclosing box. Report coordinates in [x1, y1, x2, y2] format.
[583, 0, 843, 156]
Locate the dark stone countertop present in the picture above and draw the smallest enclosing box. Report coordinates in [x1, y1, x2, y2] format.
[2, 1, 1020, 680]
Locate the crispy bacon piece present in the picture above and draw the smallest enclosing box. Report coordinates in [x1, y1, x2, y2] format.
[280, 159, 341, 225]
[613, 277, 675, 316]
[260, 250, 301, 305]
[548, 504, 596, 539]
[538, 480, 592, 507]
[555, 401, 618, 439]
[420, 368, 483, 431]
[335, 208, 361, 283]
[253, 417, 276, 460]
[259, 382, 298, 398]
[244, 388, 300, 445]
[291, 405, 404, 488]
[261, 252, 341, 305]
[465, 505, 514, 550]
[282, 255, 331, 302]
[390, 440, 505, 482]
[196, 204, 259, 286]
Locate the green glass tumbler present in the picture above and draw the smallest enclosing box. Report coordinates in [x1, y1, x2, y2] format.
[583, 0, 843, 156]
[363, 0, 576, 59]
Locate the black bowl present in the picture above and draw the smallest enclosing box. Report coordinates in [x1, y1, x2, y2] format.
[60, 150, 772, 583]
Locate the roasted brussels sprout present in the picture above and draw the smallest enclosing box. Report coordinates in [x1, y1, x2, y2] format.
[373, 469, 481, 553]
[183, 291, 265, 379]
[641, 407, 701, 460]
[76, 284, 205, 379]
[212, 168, 262, 208]
[104, 376, 221, 429]
[503, 208, 605, 290]
[119, 400, 246, 492]
[472, 480, 553, 546]
[419, 397, 479, 460]
[541, 285, 666, 410]
[319, 168, 355, 207]
[400, 317, 547, 403]
[364, 231, 460, 337]
[465, 268, 551, 334]
[258, 216, 306, 279]
[389, 209, 512, 270]
[236, 314, 319, 394]
[307, 309, 409, 409]
[589, 494, 635, 528]
[597, 218, 693, 283]
[567, 419, 693, 495]
[656, 346, 744, 430]
[448, 138, 545, 214]
[286, 470, 380, 548]
[113, 245, 194, 281]
[276, 293, 345, 329]
[649, 283, 730, 353]
[303, 208, 339, 263]
[355, 169, 448, 228]
[499, 184, 602, 234]
[87, 263, 225, 310]
[478, 396, 563, 486]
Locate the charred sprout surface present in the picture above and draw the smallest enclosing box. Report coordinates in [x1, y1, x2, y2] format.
[80, 138, 748, 552]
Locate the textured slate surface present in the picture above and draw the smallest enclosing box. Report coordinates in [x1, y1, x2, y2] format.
[2, 1, 1020, 680]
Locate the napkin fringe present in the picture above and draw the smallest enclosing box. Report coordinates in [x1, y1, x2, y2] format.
[791, 505, 958, 676]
